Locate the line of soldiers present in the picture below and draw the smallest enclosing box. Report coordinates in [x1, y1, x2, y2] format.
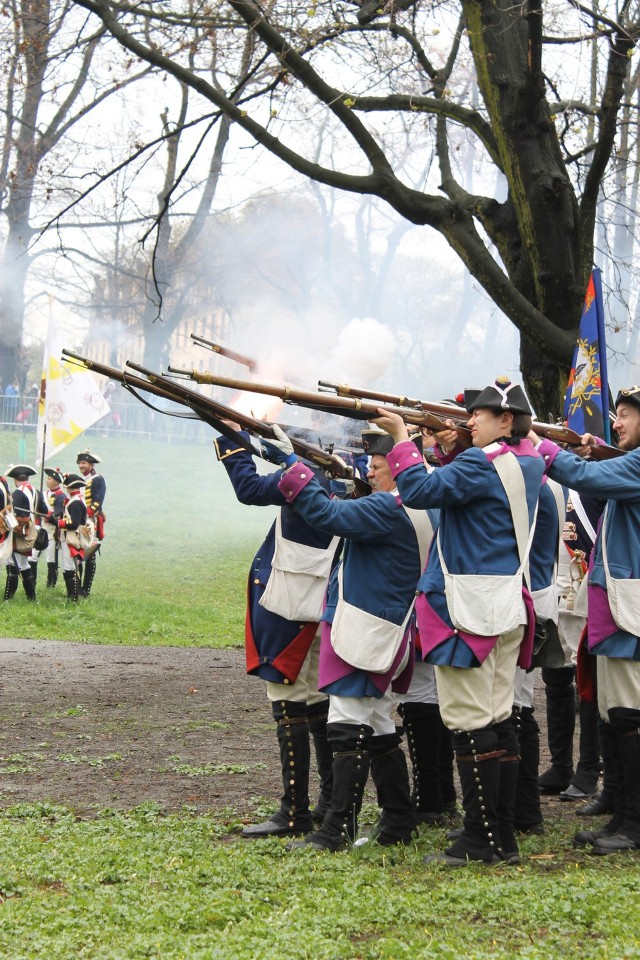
[0, 450, 106, 604]
[214, 376, 640, 865]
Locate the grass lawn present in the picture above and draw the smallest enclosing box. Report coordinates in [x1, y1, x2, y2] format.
[1, 429, 640, 959]
[0, 805, 638, 960]
[0, 426, 275, 646]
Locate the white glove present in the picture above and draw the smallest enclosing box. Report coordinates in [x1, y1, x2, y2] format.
[261, 424, 296, 467]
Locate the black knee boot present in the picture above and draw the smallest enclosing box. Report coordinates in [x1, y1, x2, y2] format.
[307, 701, 333, 825]
[494, 718, 521, 864]
[20, 569, 36, 601]
[512, 706, 544, 834]
[4, 564, 19, 600]
[574, 722, 625, 847]
[47, 561, 58, 588]
[82, 556, 97, 597]
[581, 717, 617, 815]
[439, 720, 458, 817]
[539, 666, 575, 792]
[242, 700, 312, 838]
[29, 560, 38, 584]
[593, 713, 640, 854]
[437, 728, 502, 866]
[398, 702, 448, 824]
[63, 570, 80, 603]
[561, 698, 601, 798]
[368, 730, 415, 846]
[289, 722, 371, 852]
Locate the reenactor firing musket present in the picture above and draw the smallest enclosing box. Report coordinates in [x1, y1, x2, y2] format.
[317, 379, 624, 461]
[189, 334, 258, 373]
[169, 370, 475, 449]
[61, 352, 370, 495]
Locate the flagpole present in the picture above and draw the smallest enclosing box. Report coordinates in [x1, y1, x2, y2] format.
[38, 424, 46, 491]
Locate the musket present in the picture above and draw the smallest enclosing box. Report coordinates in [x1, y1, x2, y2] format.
[190, 334, 257, 373]
[124, 361, 371, 495]
[168, 370, 475, 449]
[62, 351, 370, 493]
[317, 379, 624, 461]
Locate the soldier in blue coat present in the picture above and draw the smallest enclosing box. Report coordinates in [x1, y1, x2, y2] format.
[272, 428, 427, 852]
[214, 429, 340, 838]
[375, 378, 544, 866]
[532, 386, 640, 855]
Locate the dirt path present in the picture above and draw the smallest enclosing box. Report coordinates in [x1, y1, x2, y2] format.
[0, 638, 569, 822]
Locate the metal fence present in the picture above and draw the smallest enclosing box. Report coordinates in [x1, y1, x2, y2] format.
[0, 394, 211, 444]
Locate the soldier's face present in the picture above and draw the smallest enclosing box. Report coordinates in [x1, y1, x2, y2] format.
[467, 408, 513, 448]
[367, 454, 394, 493]
[77, 460, 91, 476]
[613, 403, 640, 451]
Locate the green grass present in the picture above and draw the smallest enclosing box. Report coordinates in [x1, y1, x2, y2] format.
[0, 428, 276, 646]
[0, 806, 638, 959]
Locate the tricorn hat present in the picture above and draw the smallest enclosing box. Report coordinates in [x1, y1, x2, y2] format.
[465, 377, 532, 416]
[6, 463, 36, 479]
[63, 473, 85, 491]
[361, 428, 423, 457]
[76, 449, 101, 464]
[44, 467, 64, 484]
[615, 386, 640, 410]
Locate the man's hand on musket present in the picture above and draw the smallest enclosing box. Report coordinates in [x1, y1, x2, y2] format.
[527, 428, 597, 459]
[371, 409, 410, 444]
[260, 424, 297, 468]
[573, 433, 598, 459]
[219, 416, 242, 432]
[432, 420, 459, 455]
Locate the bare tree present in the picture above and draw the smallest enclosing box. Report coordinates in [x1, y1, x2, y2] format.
[69, 0, 640, 413]
[0, 0, 152, 388]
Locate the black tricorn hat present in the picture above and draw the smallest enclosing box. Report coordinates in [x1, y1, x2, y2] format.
[6, 463, 36, 479]
[76, 449, 101, 464]
[44, 467, 64, 483]
[465, 377, 532, 416]
[63, 473, 85, 491]
[361, 428, 423, 457]
[615, 386, 640, 410]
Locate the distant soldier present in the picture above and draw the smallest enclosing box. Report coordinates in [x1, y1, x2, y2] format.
[42, 467, 68, 588]
[76, 450, 106, 597]
[0, 473, 14, 571]
[4, 465, 47, 602]
[56, 473, 88, 603]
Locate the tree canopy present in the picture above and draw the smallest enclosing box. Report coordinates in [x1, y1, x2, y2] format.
[15, 0, 640, 410]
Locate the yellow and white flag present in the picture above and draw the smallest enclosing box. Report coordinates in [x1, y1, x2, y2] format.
[36, 324, 110, 464]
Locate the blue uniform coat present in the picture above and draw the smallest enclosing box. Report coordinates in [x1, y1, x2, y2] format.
[215, 433, 337, 683]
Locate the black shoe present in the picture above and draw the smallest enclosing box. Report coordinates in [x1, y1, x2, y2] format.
[515, 821, 545, 835]
[573, 829, 607, 848]
[241, 816, 312, 838]
[286, 832, 346, 852]
[416, 811, 447, 826]
[445, 826, 463, 841]
[538, 768, 572, 795]
[559, 784, 596, 801]
[592, 832, 640, 855]
[577, 792, 616, 817]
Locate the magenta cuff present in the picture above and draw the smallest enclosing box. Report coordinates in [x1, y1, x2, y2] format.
[537, 438, 561, 470]
[276, 461, 314, 502]
[387, 440, 424, 480]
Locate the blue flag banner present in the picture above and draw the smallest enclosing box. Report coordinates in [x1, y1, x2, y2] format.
[563, 268, 611, 442]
